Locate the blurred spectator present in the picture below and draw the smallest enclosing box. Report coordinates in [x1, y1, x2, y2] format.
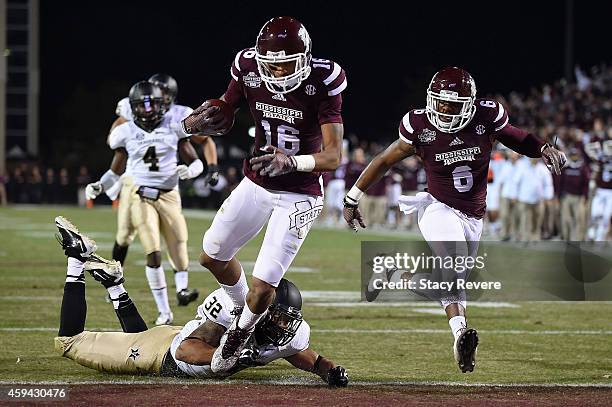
[535, 161, 556, 239]
[27, 165, 44, 203]
[559, 148, 590, 240]
[58, 168, 72, 204]
[44, 168, 59, 204]
[498, 152, 521, 240]
[8, 167, 27, 203]
[76, 166, 91, 207]
[0, 171, 7, 206]
[515, 158, 542, 241]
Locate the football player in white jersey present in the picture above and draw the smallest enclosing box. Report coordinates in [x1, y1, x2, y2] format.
[106, 74, 219, 309]
[86, 81, 204, 325]
[53, 216, 348, 386]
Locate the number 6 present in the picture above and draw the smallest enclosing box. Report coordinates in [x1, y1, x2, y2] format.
[453, 165, 473, 192]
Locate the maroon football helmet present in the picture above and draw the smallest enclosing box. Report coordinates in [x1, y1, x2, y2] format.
[426, 67, 477, 133]
[255, 16, 312, 94]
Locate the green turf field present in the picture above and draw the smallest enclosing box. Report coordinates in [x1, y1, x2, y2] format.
[0, 206, 611, 385]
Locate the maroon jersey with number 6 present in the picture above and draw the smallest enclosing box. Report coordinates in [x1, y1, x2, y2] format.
[398, 99, 535, 218]
[223, 47, 347, 196]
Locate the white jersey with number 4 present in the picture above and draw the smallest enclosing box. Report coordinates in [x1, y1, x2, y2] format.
[115, 98, 193, 124]
[169, 288, 311, 378]
[108, 116, 189, 190]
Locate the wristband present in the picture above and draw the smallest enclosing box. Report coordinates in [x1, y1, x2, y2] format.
[99, 169, 120, 192]
[346, 185, 364, 203]
[293, 155, 316, 172]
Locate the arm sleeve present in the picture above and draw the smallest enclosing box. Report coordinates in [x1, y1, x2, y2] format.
[496, 125, 545, 158]
[223, 50, 247, 109]
[108, 126, 127, 150]
[398, 112, 416, 145]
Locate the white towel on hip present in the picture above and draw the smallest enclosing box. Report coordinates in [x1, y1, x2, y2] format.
[398, 192, 435, 215]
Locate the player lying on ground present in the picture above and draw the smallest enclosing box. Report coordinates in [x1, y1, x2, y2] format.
[343, 67, 566, 373]
[52, 216, 348, 385]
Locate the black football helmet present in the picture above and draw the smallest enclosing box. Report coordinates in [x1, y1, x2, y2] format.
[148, 73, 178, 111]
[255, 278, 303, 347]
[128, 81, 164, 132]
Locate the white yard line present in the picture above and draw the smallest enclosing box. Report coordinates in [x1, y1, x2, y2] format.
[0, 379, 610, 388]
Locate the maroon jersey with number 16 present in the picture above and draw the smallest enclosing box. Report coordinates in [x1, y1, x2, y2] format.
[223, 47, 347, 196]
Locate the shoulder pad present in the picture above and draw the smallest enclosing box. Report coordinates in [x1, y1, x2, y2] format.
[311, 58, 347, 96]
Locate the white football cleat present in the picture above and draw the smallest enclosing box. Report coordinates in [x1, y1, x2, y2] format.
[155, 312, 173, 326]
[54, 216, 97, 260]
[84, 255, 124, 288]
[210, 309, 253, 374]
[453, 328, 479, 373]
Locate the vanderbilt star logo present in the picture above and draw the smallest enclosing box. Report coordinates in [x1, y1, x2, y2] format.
[129, 348, 140, 360]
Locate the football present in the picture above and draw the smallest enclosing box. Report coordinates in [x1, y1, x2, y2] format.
[205, 98, 235, 136]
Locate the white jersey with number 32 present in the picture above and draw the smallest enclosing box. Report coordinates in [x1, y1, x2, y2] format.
[108, 117, 189, 190]
[169, 288, 311, 378]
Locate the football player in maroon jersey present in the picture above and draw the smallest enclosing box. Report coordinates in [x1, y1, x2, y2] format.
[181, 16, 347, 373]
[343, 67, 566, 373]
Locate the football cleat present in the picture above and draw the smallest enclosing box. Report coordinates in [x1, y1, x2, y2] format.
[177, 288, 200, 306]
[155, 312, 173, 326]
[210, 310, 252, 374]
[54, 216, 97, 261]
[453, 328, 479, 373]
[84, 255, 124, 288]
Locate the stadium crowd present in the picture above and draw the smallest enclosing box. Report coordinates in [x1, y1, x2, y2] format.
[2, 64, 610, 241]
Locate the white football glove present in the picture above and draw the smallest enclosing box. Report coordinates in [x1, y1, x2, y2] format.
[176, 159, 204, 180]
[85, 182, 103, 200]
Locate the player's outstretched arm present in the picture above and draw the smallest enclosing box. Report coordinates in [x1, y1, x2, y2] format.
[176, 138, 204, 180]
[343, 140, 415, 231]
[175, 320, 225, 365]
[85, 149, 127, 200]
[285, 348, 349, 387]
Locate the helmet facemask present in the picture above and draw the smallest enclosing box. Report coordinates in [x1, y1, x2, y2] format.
[255, 303, 303, 346]
[131, 96, 164, 132]
[256, 50, 312, 94]
[426, 88, 476, 133]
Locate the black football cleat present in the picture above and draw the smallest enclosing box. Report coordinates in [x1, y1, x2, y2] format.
[177, 288, 199, 306]
[454, 328, 479, 373]
[54, 216, 97, 261]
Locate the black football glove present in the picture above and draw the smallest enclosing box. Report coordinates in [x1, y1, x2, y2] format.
[238, 346, 263, 368]
[249, 146, 297, 177]
[541, 143, 567, 175]
[326, 366, 349, 387]
[205, 164, 220, 187]
[343, 196, 366, 232]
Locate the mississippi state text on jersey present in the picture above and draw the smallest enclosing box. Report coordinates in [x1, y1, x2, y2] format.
[399, 99, 512, 218]
[108, 116, 189, 190]
[224, 47, 347, 196]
